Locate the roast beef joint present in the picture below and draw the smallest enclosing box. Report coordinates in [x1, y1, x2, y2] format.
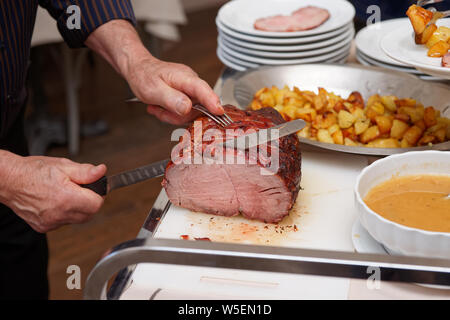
[162, 105, 302, 223]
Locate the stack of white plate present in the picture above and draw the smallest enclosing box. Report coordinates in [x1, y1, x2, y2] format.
[355, 18, 445, 81]
[216, 0, 356, 71]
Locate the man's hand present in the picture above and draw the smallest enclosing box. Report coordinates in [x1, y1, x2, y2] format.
[0, 152, 106, 233]
[128, 57, 223, 125]
[85, 20, 224, 125]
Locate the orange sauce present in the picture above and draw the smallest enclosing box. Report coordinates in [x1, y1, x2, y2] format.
[364, 175, 450, 233]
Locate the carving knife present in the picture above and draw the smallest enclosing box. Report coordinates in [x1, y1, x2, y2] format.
[82, 119, 305, 196]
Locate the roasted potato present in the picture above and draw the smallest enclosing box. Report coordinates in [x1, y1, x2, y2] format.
[317, 129, 334, 144]
[249, 85, 450, 148]
[360, 126, 380, 144]
[338, 110, 355, 129]
[375, 115, 393, 134]
[425, 26, 450, 49]
[415, 23, 438, 45]
[407, 4, 433, 35]
[403, 125, 423, 145]
[427, 40, 450, 58]
[423, 106, 438, 127]
[390, 120, 410, 139]
[366, 138, 400, 148]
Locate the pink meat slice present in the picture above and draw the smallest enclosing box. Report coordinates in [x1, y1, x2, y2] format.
[254, 6, 330, 32]
[442, 53, 450, 68]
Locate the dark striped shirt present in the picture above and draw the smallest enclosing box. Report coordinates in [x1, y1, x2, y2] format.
[0, 0, 136, 138]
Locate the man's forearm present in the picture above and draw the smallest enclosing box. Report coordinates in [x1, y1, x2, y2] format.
[85, 20, 153, 80]
[0, 150, 22, 204]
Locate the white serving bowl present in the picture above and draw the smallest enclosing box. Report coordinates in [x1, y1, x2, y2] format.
[355, 151, 450, 259]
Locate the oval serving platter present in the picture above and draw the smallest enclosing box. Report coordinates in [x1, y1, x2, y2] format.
[219, 64, 450, 156]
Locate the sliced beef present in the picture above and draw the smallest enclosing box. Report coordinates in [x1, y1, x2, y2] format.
[254, 6, 330, 32]
[442, 52, 450, 68]
[162, 105, 301, 223]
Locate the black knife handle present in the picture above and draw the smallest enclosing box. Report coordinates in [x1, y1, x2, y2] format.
[81, 176, 107, 196]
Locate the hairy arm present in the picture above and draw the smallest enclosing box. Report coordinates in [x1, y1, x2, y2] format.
[85, 20, 224, 124]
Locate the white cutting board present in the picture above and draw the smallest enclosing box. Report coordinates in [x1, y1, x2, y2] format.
[153, 150, 368, 251]
[120, 151, 370, 300]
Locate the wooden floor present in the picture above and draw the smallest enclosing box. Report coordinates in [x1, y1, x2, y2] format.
[42, 7, 223, 300]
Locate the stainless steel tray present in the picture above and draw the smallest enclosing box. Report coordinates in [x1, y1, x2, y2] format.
[85, 190, 450, 300]
[220, 63, 450, 155]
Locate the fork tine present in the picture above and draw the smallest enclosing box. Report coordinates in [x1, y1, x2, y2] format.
[223, 113, 233, 125]
[193, 104, 228, 127]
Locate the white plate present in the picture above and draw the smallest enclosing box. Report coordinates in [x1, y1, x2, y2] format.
[352, 219, 450, 290]
[216, 48, 248, 71]
[381, 18, 450, 79]
[217, 47, 260, 69]
[220, 40, 352, 65]
[217, 0, 355, 38]
[356, 51, 446, 81]
[218, 47, 348, 71]
[217, 17, 353, 45]
[219, 26, 354, 52]
[355, 18, 411, 67]
[218, 29, 354, 58]
[356, 50, 422, 74]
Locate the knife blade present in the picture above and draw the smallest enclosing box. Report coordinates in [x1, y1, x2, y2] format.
[81, 119, 305, 196]
[81, 159, 169, 196]
[223, 119, 306, 150]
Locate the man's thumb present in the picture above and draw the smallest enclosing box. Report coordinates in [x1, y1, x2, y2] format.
[65, 163, 107, 185]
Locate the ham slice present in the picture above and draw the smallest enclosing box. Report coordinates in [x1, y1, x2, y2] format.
[442, 52, 450, 68]
[254, 6, 330, 32]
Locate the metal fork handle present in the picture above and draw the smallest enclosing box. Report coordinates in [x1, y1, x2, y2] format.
[417, 0, 443, 7]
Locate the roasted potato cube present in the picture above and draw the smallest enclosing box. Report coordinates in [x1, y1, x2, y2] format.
[426, 26, 450, 49]
[282, 105, 297, 120]
[407, 4, 433, 35]
[317, 129, 334, 144]
[380, 96, 398, 113]
[424, 106, 438, 127]
[313, 112, 337, 129]
[394, 113, 411, 123]
[342, 127, 358, 141]
[395, 98, 417, 108]
[313, 88, 328, 111]
[366, 138, 400, 148]
[390, 120, 410, 139]
[360, 125, 380, 143]
[365, 102, 385, 121]
[398, 106, 423, 123]
[417, 135, 436, 146]
[297, 126, 310, 139]
[415, 119, 426, 131]
[354, 119, 370, 135]
[344, 137, 358, 147]
[338, 110, 355, 129]
[347, 91, 364, 109]
[352, 108, 365, 121]
[332, 129, 344, 145]
[427, 40, 450, 58]
[333, 101, 346, 113]
[328, 124, 340, 135]
[367, 94, 381, 108]
[415, 23, 438, 44]
[435, 128, 446, 143]
[400, 138, 411, 148]
[375, 115, 393, 134]
[403, 125, 423, 146]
